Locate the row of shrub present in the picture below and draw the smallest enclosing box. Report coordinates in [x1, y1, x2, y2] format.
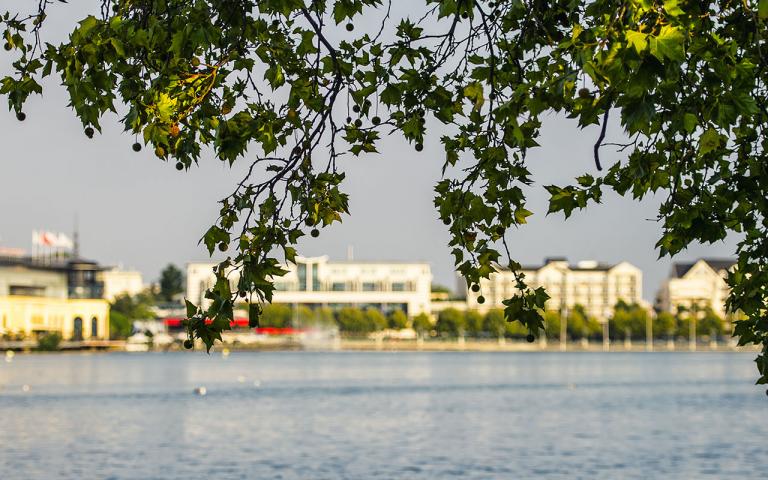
[255, 303, 433, 334]
[259, 301, 728, 339]
[435, 302, 729, 340]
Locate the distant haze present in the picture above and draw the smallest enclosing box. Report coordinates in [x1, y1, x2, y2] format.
[0, 2, 739, 300]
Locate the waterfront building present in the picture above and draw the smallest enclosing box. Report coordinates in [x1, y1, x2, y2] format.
[101, 268, 144, 301]
[187, 256, 433, 316]
[466, 257, 643, 321]
[0, 253, 110, 340]
[656, 258, 735, 318]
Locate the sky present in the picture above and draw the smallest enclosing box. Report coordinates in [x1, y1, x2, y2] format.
[0, 2, 739, 301]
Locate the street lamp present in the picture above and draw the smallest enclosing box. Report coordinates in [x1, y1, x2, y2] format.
[602, 308, 611, 352]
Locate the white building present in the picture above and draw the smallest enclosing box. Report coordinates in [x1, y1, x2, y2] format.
[656, 258, 735, 318]
[101, 268, 144, 301]
[466, 257, 643, 320]
[187, 256, 433, 316]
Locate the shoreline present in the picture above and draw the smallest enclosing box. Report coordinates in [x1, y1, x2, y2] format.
[2, 338, 760, 354]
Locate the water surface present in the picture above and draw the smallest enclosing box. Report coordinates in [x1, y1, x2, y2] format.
[0, 351, 765, 479]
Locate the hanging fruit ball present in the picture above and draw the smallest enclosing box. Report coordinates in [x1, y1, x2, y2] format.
[132, 142, 142, 152]
[372, 116, 381, 125]
[477, 295, 485, 304]
[84, 127, 94, 138]
[175, 161, 184, 171]
[16, 112, 26, 121]
[311, 228, 320, 238]
[218, 242, 228, 252]
[183, 339, 193, 349]
[526, 333, 536, 343]
[345, 22, 354, 32]
[471, 284, 480, 293]
[415, 143, 424, 152]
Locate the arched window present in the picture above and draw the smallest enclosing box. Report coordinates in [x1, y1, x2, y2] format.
[72, 317, 83, 341]
[91, 317, 98, 338]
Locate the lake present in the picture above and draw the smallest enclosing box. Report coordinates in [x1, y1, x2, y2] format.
[0, 351, 766, 479]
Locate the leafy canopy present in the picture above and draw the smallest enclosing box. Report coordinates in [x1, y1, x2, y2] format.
[3, 1, 768, 384]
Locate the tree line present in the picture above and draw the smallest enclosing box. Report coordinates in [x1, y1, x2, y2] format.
[435, 302, 728, 341]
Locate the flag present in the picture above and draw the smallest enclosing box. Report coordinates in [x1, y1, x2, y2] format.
[32, 231, 73, 249]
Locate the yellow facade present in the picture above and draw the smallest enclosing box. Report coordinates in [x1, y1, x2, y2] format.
[0, 296, 109, 340]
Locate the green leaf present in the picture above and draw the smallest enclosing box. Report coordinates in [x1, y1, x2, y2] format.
[760, 0, 768, 20]
[698, 127, 720, 155]
[463, 82, 484, 111]
[625, 31, 648, 54]
[248, 303, 260, 328]
[683, 113, 697, 133]
[663, 0, 685, 17]
[185, 300, 198, 318]
[649, 25, 685, 62]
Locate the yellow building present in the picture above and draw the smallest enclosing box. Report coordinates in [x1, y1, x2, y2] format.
[0, 255, 110, 340]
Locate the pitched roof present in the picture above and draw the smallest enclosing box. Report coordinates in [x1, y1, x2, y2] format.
[672, 258, 736, 278]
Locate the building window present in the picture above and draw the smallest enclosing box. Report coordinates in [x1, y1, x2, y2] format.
[9, 285, 46, 297]
[332, 282, 346, 291]
[362, 282, 377, 291]
[91, 317, 98, 338]
[297, 263, 307, 291]
[391, 282, 407, 292]
[312, 264, 320, 291]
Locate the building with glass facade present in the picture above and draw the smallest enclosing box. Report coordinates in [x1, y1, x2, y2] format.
[187, 256, 433, 316]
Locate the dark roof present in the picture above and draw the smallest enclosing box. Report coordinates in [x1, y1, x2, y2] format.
[495, 260, 616, 272]
[570, 264, 614, 272]
[0, 255, 103, 272]
[672, 258, 736, 278]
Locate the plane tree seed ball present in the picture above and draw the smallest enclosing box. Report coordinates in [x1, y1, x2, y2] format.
[471, 284, 480, 293]
[132, 142, 142, 152]
[84, 127, 94, 138]
[218, 242, 228, 252]
[477, 295, 485, 304]
[175, 161, 184, 171]
[345, 22, 354, 31]
[311, 228, 319, 237]
[526, 334, 535, 343]
[16, 112, 26, 121]
[183, 339, 193, 349]
[372, 116, 381, 125]
[415, 143, 424, 152]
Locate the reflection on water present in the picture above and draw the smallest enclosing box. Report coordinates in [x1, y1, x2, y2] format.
[0, 352, 766, 479]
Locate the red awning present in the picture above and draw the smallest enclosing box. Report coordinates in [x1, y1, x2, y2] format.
[162, 317, 305, 335]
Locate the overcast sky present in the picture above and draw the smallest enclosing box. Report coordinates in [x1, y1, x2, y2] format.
[0, 2, 739, 301]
